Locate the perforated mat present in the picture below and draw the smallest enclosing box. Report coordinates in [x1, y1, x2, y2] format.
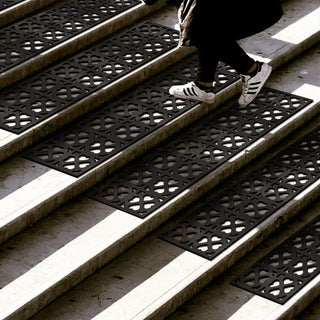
[23, 58, 239, 176]
[160, 124, 320, 261]
[0, 0, 139, 73]
[231, 214, 320, 304]
[1, 21, 179, 133]
[87, 88, 312, 218]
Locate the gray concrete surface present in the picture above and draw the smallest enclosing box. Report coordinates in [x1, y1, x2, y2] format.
[1, 1, 319, 319]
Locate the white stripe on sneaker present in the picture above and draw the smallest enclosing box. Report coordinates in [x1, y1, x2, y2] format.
[169, 82, 216, 103]
[238, 63, 272, 106]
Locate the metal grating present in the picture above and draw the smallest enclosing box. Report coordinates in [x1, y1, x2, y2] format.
[87, 88, 312, 218]
[231, 214, 320, 304]
[0, 21, 179, 134]
[23, 59, 239, 176]
[0, 0, 139, 73]
[160, 124, 320, 261]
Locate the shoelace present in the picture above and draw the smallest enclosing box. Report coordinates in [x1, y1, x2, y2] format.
[241, 76, 250, 92]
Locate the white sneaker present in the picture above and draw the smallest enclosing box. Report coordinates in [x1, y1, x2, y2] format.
[169, 81, 216, 103]
[238, 62, 272, 106]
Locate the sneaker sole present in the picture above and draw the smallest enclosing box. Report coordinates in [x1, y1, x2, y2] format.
[169, 88, 216, 104]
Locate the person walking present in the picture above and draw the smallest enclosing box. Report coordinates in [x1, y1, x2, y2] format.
[142, 0, 283, 105]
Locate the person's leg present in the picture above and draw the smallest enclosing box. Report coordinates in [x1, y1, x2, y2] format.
[195, 40, 272, 105]
[195, 47, 219, 88]
[168, 46, 217, 103]
[215, 40, 255, 75]
[168, 41, 249, 102]
[211, 40, 272, 106]
[169, 39, 271, 105]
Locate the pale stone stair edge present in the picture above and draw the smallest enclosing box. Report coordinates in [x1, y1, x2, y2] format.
[0, 0, 167, 90]
[0, 44, 194, 164]
[0, 0, 59, 28]
[227, 274, 320, 320]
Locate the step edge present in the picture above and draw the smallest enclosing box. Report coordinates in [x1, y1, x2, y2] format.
[1, 98, 319, 320]
[0, 45, 194, 163]
[90, 178, 320, 320]
[0, 31, 319, 242]
[0, 1, 165, 89]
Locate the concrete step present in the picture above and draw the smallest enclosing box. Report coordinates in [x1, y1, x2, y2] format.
[0, 0, 166, 89]
[0, 10, 319, 320]
[167, 200, 320, 320]
[0, 8, 191, 164]
[22, 42, 320, 320]
[1, 0, 319, 163]
[0, 0, 319, 246]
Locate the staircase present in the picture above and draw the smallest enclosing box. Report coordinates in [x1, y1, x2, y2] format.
[0, 0, 320, 319]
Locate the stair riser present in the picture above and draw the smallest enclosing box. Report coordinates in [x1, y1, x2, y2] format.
[0, 45, 194, 164]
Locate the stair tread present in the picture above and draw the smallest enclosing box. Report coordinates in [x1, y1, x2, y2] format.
[0, 0, 319, 163]
[0, 21, 179, 134]
[22, 59, 238, 177]
[1, 0, 320, 319]
[0, 14, 185, 163]
[0, 0, 140, 74]
[87, 87, 313, 219]
[1, 23, 320, 320]
[231, 214, 320, 304]
[0, 0, 60, 28]
[166, 202, 320, 320]
[88, 110, 320, 320]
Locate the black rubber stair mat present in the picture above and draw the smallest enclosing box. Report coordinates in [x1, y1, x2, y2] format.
[231, 214, 320, 304]
[87, 88, 312, 218]
[1, 21, 179, 134]
[23, 58, 239, 176]
[160, 124, 320, 261]
[0, 0, 139, 73]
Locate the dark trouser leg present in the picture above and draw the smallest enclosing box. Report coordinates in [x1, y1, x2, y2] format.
[196, 48, 219, 84]
[196, 40, 255, 83]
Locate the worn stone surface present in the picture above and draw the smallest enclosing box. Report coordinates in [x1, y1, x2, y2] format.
[0, 1, 319, 319]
